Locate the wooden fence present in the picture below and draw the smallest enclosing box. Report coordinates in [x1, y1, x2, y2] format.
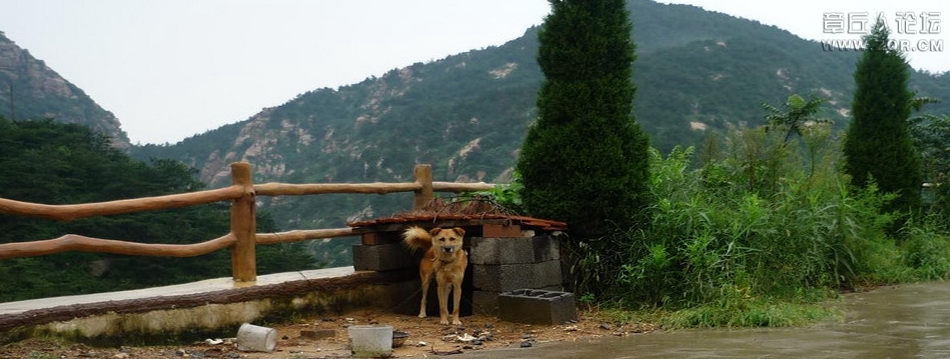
[0, 162, 494, 282]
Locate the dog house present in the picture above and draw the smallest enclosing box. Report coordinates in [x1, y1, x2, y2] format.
[347, 198, 568, 318]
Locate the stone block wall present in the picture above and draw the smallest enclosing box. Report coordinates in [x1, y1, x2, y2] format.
[351, 224, 566, 318]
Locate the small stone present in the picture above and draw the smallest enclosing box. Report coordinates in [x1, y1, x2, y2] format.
[520, 341, 533, 348]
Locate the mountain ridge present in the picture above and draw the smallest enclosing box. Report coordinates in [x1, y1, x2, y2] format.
[4, 1, 949, 240]
[0, 31, 130, 148]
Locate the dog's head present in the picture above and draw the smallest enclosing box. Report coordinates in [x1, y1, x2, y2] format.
[429, 227, 465, 255]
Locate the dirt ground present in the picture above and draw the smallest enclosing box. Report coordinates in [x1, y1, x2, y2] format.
[0, 309, 657, 358]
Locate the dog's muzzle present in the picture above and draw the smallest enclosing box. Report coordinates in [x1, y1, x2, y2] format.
[441, 246, 455, 253]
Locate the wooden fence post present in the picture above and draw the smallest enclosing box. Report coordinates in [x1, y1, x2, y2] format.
[230, 162, 257, 282]
[413, 164, 433, 210]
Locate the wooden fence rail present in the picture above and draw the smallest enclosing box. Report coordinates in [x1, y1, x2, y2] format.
[0, 163, 495, 282]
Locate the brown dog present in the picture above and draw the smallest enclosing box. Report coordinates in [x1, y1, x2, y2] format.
[402, 226, 467, 325]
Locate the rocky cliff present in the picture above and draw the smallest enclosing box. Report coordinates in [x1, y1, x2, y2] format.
[0, 31, 129, 148]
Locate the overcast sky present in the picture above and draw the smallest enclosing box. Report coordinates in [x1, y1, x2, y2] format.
[0, 1, 946, 145]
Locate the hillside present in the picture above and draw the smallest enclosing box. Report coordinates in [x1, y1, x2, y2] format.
[128, 0, 950, 237]
[0, 32, 129, 148]
[7, 1, 949, 265]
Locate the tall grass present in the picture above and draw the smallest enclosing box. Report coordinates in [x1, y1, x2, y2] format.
[571, 124, 950, 327]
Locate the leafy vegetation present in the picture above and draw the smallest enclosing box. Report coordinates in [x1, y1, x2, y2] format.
[0, 118, 317, 301]
[560, 113, 950, 327]
[546, 11, 950, 329]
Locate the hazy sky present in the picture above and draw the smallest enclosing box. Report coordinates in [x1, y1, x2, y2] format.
[0, 1, 946, 145]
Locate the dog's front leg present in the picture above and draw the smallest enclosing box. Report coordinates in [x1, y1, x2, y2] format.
[437, 282, 450, 325]
[451, 281, 463, 325]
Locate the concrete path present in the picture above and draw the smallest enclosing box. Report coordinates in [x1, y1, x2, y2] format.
[0, 266, 355, 316]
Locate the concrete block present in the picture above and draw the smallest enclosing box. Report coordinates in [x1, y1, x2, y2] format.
[360, 231, 402, 246]
[472, 260, 562, 293]
[360, 232, 383, 246]
[470, 235, 559, 265]
[352, 243, 418, 271]
[498, 289, 577, 325]
[472, 285, 565, 316]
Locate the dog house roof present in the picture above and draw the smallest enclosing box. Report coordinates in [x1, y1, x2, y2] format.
[346, 196, 567, 232]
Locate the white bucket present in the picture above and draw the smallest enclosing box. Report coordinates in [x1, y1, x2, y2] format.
[348, 325, 393, 358]
[236, 323, 277, 352]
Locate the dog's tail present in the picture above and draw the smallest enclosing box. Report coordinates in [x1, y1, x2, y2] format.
[402, 226, 432, 251]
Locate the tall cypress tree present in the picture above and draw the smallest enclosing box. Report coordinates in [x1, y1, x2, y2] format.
[843, 18, 922, 212]
[516, 0, 650, 240]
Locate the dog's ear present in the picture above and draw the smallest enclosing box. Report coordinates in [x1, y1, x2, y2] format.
[451, 227, 466, 237]
[429, 227, 443, 236]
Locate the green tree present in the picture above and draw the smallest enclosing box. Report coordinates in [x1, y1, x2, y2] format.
[763, 94, 827, 144]
[843, 17, 922, 213]
[907, 98, 950, 218]
[516, 0, 651, 240]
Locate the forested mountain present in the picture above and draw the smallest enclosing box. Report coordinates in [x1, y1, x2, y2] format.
[5, 1, 950, 266]
[0, 118, 316, 301]
[130, 0, 949, 234]
[0, 32, 130, 148]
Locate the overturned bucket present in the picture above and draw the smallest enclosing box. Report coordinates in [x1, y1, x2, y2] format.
[348, 325, 393, 358]
[236, 323, 277, 352]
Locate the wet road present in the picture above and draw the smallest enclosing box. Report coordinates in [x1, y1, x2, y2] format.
[461, 282, 950, 358]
